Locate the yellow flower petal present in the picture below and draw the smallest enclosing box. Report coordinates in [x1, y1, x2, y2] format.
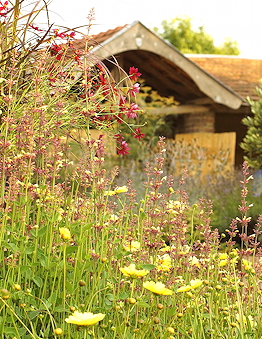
[59, 227, 71, 240]
[65, 311, 105, 326]
[177, 285, 192, 292]
[190, 279, 203, 289]
[143, 281, 173, 295]
[114, 186, 128, 194]
[123, 241, 140, 252]
[120, 264, 149, 278]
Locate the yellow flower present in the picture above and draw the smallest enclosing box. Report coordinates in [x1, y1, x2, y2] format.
[157, 254, 172, 271]
[114, 186, 128, 194]
[143, 281, 173, 295]
[123, 240, 140, 252]
[242, 259, 255, 273]
[219, 259, 228, 267]
[167, 200, 185, 214]
[236, 313, 256, 328]
[120, 264, 149, 278]
[179, 245, 190, 255]
[110, 214, 119, 221]
[104, 190, 116, 196]
[177, 285, 192, 292]
[190, 279, 202, 289]
[160, 245, 170, 252]
[177, 279, 202, 292]
[189, 256, 201, 268]
[218, 253, 228, 267]
[65, 311, 105, 326]
[219, 253, 228, 260]
[59, 227, 71, 240]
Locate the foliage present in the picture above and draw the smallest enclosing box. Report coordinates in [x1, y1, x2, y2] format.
[153, 17, 240, 55]
[1, 2, 262, 339]
[241, 84, 262, 169]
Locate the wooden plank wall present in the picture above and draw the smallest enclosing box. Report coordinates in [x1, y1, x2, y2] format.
[174, 132, 236, 176]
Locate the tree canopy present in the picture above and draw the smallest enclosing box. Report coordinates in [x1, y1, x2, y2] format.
[241, 84, 262, 169]
[153, 17, 240, 55]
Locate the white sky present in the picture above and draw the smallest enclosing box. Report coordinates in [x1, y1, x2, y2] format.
[46, 0, 262, 58]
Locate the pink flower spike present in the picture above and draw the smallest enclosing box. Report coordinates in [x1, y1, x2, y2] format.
[129, 66, 142, 81]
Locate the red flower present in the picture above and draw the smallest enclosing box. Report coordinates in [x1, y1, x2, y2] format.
[129, 66, 142, 81]
[0, 1, 8, 17]
[74, 50, 82, 61]
[117, 140, 130, 155]
[68, 32, 76, 39]
[114, 133, 124, 143]
[29, 24, 43, 31]
[53, 29, 76, 40]
[50, 44, 64, 60]
[126, 103, 139, 119]
[54, 29, 66, 39]
[128, 83, 140, 97]
[132, 127, 145, 141]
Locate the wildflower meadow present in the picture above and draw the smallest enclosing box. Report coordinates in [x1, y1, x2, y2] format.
[1, 1, 262, 339]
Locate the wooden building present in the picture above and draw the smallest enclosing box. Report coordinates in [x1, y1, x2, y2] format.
[72, 21, 262, 168]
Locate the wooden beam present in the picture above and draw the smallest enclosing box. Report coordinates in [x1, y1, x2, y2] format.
[146, 105, 211, 115]
[186, 97, 214, 105]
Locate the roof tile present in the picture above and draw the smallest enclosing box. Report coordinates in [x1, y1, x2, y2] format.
[188, 56, 262, 100]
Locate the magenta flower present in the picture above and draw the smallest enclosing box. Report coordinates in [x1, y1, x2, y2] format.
[129, 66, 142, 81]
[126, 103, 139, 119]
[132, 127, 145, 141]
[0, 1, 8, 17]
[117, 141, 130, 155]
[128, 83, 140, 97]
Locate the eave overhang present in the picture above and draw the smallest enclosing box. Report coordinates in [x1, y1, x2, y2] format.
[91, 21, 244, 110]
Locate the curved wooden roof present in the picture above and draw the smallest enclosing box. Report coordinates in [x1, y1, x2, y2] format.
[72, 21, 245, 110]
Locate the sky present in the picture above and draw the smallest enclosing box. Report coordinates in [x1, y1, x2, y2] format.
[45, 0, 262, 59]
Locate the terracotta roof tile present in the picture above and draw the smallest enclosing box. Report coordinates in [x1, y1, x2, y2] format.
[188, 56, 262, 100]
[72, 25, 127, 51]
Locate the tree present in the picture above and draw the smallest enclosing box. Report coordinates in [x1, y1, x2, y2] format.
[153, 17, 240, 55]
[241, 84, 262, 169]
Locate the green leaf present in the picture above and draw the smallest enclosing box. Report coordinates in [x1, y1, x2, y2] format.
[106, 293, 115, 301]
[65, 281, 74, 294]
[4, 327, 17, 336]
[28, 311, 40, 320]
[37, 250, 48, 268]
[32, 276, 43, 287]
[66, 245, 78, 255]
[24, 246, 35, 254]
[3, 242, 19, 253]
[54, 306, 68, 312]
[136, 301, 150, 308]
[105, 299, 112, 306]
[140, 264, 155, 270]
[18, 327, 27, 336]
[38, 225, 47, 237]
[118, 292, 129, 300]
[20, 265, 31, 274]
[48, 291, 57, 304]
